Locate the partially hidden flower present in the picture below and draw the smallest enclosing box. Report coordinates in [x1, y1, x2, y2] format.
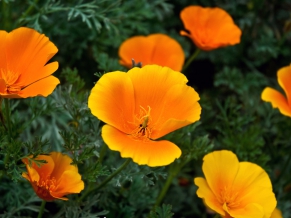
[261, 64, 291, 117]
[180, 6, 242, 51]
[22, 152, 84, 201]
[0, 27, 59, 98]
[194, 150, 276, 218]
[88, 65, 201, 167]
[118, 34, 185, 71]
[271, 208, 283, 218]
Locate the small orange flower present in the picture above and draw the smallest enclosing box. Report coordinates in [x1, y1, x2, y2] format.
[180, 6, 242, 51]
[0, 27, 59, 98]
[194, 150, 276, 218]
[262, 64, 291, 117]
[22, 152, 84, 201]
[88, 65, 201, 167]
[118, 34, 185, 71]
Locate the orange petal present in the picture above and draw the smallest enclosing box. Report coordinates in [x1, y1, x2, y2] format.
[201, 150, 240, 198]
[88, 71, 135, 133]
[49, 152, 78, 180]
[102, 124, 181, 167]
[119, 34, 185, 71]
[229, 162, 276, 218]
[228, 203, 264, 218]
[5, 27, 58, 86]
[194, 177, 225, 216]
[0, 30, 8, 70]
[17, 75, 60, 98]
[0, 79, 6, 94]
[151, 83, 201, 139]
[180, 6, 241, 50]
[22, 155, 55, 180]
[277, 65, 291, 105]
[270, 208, 283, 218]
[261, 87, 291, 117]
[119, 36, 154, 68]
[51, 170, 84, 199]
[127, 65, 188, 124]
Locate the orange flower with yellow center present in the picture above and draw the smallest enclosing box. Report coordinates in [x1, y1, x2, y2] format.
[0, 27, 59, 98]
[118, 34, 185, 71]
[262, 64, 291, 117]
[194, 150, 276, 218]
[22, 152, 84, 201]
[180, 6, 242, 51]
[88, 65, 201, 167]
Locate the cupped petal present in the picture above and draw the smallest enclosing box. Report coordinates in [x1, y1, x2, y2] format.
[231, 162, 276, 218]
[22, 168, 40, 183]
[149, 34, 185, 71]
[277, 65, 291, 105]
[151, 83, 201, 139]
[17, 75, 60, 98]
[88, 71, 135, 133]
[51, 170, 84, 199]
[202, 150, 240, 199]
[119, 36, 155, 68]
[228, 203, 264, 218]
[5, 27, 58, 86]
[194, 177, 225, 216]
[22, 155, 55, 179]
[102, 124, 181, 167]
[261, 87, 291, 117]
[127, 65, 188, 124]
[49, 152, 78, 180]
[119, 34, 185, 71]
[180, 6, 241, 50]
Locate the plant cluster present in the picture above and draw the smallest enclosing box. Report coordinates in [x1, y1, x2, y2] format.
[0, 0, 291, 218]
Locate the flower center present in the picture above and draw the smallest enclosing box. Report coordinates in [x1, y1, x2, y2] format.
[218, 186, 241, 211]
[130, 106, 152, 141]
[34, 176, 57, 201]
[0, 68, 21, 94]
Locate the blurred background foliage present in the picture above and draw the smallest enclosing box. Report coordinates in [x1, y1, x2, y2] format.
[1, 0, 291, 217]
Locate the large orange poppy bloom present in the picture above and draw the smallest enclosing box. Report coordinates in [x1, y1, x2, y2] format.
[194, 150, 276, 218]
[118, 34, 185, 71]
[262, 65, 291, 117]
[0, 27, 59, 98]
[180, 6, 242, 51]
[88, 65, 201, 167]
[22, 152, 84, 201]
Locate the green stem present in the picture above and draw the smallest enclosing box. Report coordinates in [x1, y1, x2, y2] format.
[154, 170, 175, 207]
[98, 144, 107, 164]
[182, 48, 201, 72]
[37, 200, 46, 218]
[79, 158, 131, 202]
[213, 214, 221, 218]
[154, 162, 181, 207]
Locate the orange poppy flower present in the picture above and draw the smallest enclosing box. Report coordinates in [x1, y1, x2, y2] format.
[22, 152, 84, 201]
[180, 6, 242, 51]
[0, 27, 59, 98]
[194, 150, 276, 218]
[88, 65, 201, 167]
[118, 34, 185, 71]
[262, 65, 291, 117]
